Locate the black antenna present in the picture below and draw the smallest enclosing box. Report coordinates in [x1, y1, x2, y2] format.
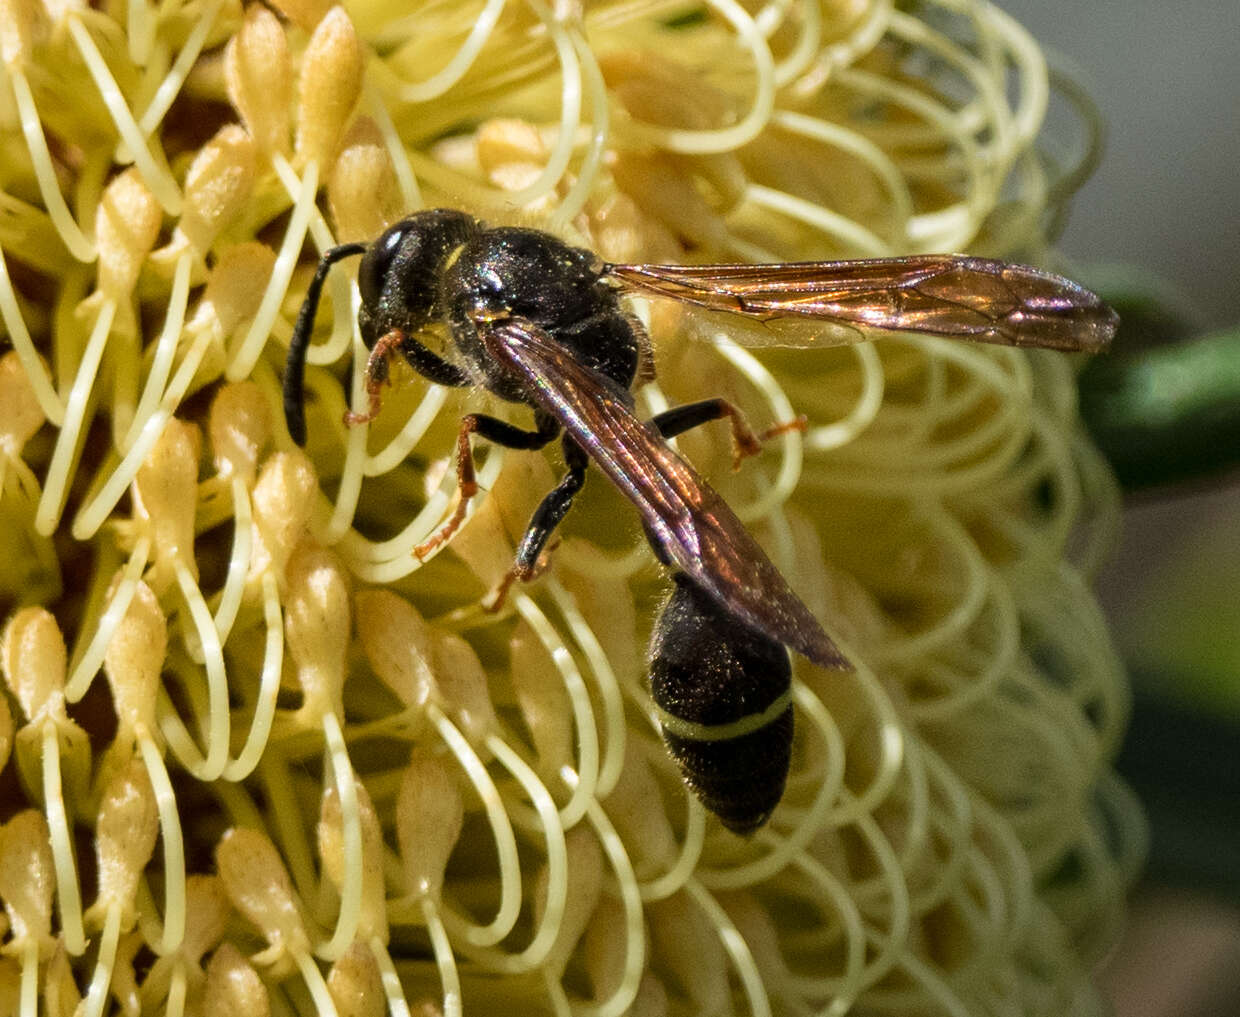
[283, 242, 367, 446]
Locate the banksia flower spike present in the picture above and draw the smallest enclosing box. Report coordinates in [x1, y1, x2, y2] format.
[0, 1, 1141, 1014]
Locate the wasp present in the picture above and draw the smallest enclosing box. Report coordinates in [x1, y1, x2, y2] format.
[283, 208, 1116, 832]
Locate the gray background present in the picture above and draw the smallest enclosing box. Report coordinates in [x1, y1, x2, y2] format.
[998, 6, 1240, 1014]
[1002, 0, 1240, 327]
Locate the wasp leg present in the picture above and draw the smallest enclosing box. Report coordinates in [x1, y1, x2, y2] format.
[486, 438, 589, 611]
[343, 329, 403, 427]
[398, 331, 472, 387]
[344, 329, 471, 428]
[414, 410, 561, 560]
[650, 399, 807, 470]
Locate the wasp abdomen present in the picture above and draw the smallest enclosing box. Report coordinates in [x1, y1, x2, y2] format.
[649, 574, 794, 834]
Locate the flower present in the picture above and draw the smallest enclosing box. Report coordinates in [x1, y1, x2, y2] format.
[0, 0, 1142, 1014]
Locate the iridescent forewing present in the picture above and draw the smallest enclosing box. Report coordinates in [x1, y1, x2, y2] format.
[479, 318, 850, 672]
[605, 256, 1118, 351]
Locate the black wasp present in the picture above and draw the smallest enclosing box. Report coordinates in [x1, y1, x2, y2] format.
[283, 208, 1117, 833]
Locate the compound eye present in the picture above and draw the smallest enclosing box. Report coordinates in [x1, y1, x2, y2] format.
[358, 223, 406, 309]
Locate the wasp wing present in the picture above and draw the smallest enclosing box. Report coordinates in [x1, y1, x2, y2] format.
[480, 318, 850, 672]
[606, 256, 1118, 352]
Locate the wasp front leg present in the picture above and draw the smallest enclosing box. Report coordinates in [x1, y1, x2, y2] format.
[343, 329, 404, 427]
[344, 329, 471, 428]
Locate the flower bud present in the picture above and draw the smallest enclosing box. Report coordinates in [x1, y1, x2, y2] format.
[102, 580, 165, 736]
[216, 827, 310, 956]
[601, 742, 677, 874]
[318, 779, 388, 942]
[181, 875, 230, 965]
[476, 118, 546, 193]
[178, 124, 257, 254]
[355, 589, 437, 714]
[510, 622, 573, 780]
[1, 606, 67, 724]
[133, 417, 201, 575]
[327, 941, 385, 1017]
[0, 0, 49, 67]
[647, 892, 729, 1012]
[284, 544, 351, 715]
[249, 450, 318, 579]
[95, 759, 159, 924]
[295, 7, 364, 168]
[95, 169, 163, 305]
[209, 381, 270, 483]
[0, 810, 55, 947]
[195, 243, 277, 339]
[0, 350, 46, 453]
[432, 632, 497, 744]
[328, 118, 400, 242]
[225, 6, 291, 156]
[203, 942, 270, 1017]
[395, 751, 462, 900]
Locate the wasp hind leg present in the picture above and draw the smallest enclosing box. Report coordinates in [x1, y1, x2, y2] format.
[414, 410, 561, 561]
[650, 398, 807, 470]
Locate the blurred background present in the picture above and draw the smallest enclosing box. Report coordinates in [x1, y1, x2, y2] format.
[1001, 1, 1240, 1014]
